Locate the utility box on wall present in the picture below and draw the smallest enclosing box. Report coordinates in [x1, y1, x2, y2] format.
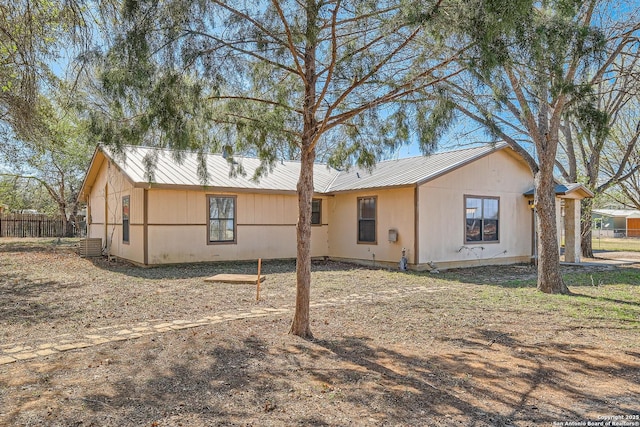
[388, 229, 398, 242]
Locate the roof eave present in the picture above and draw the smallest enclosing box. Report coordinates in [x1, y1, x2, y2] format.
[132, 182, 319, 196]
[558, 184, 595, 199]
[78, 145, 145, 202]
[77, 146, 105, 203]
[322, 183, 417, 195]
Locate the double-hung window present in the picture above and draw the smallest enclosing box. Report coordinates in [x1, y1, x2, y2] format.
[122, 196, 130, 244]
[465, 196, 499, 243]
[208, 195, 236, 243]
[358, 197, 376, 243]
[311, 199, 322, 225]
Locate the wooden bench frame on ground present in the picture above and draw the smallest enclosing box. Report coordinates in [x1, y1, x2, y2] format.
[203, 274, 266, 284]
[204, 258, 265, 301]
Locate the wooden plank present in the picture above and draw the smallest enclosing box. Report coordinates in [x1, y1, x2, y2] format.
[256, 258, 262, 301]
[205, 274, 266, 284]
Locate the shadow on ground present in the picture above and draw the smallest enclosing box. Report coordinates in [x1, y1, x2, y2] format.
[0, 272, 83, 324]
[5, 330, 635, 427]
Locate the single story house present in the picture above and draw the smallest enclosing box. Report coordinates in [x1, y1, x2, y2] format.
[78, 143, 592, 269]
[592, 209, 640, 238]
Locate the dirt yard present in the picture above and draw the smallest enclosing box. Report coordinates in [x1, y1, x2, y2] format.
[1, 238, 639, 426]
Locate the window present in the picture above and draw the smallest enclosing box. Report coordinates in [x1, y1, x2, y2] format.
[358, 197, 376, 243]
[311, 199, 322, 225]
[208, 195, 236, 243]
[465, 196, 499, 243]
[122, 196, 130, 244]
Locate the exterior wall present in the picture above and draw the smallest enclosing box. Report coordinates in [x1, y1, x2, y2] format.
[591, 214, 625, 230]
[614, 217, 627, 231]
[86, 159, 145, 264]
[84, 148, 542, 268]
[327, 187, 415, 267]
[591, 214, 616, 237]
[145, 190, 330, 264]
[417, 150, 533, 268]
[86, 159, 331, 265]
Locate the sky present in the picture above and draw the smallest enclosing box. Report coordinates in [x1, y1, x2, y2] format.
[392, 122, 492, 159]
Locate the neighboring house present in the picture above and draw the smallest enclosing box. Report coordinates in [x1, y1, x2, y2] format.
[78, 143, 592, 269]
[592, 209, 640, 238]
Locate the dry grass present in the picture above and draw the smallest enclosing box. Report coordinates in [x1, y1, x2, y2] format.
[1, 238, 639, 427]
[591, 236, 640, 252]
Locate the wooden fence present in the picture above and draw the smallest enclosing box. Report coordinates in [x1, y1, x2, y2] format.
[0, 214, 83, 238]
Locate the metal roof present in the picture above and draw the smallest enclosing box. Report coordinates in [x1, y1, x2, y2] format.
[593, 208, 640, 218]
[325, 143, 509, 192]
[101, 145, 339, 193]
[82, 142, 516, 196]
[523, 183, 594, 199]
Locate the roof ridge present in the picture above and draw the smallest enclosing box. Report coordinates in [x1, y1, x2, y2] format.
[323, 168, 343, 193]
[112, 144, 336, 168]
[368, 142, 507, 166]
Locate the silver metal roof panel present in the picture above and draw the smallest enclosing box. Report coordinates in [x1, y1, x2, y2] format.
[325, 143, 508, 192]
[97, 143, 510, 195]
[104, 146, 339, 193]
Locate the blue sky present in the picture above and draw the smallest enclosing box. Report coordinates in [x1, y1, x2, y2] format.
[392, 121, 492, 159]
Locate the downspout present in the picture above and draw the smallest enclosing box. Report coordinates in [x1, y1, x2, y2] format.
[143, 189, 149, 265]
[104, 183, 109, 255]
[414, 184, 419, 267]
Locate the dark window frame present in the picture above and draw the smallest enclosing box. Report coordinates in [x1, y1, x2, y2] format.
[464, 195, 500, 244]
[122, 195, 130, 244]
[207, 195, 237, 245]
[311, 198, 322, 226]
[357, 196, 377, 244]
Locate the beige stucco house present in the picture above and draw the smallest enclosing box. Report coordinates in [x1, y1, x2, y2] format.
[78, 143, 592, 269]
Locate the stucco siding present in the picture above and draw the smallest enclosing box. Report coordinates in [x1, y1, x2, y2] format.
[141, 191, 329, 264]
[86, 159, 141, 262]
[147, 189, 205, 225]
[417, 150, 533, 266]
[82, 145, 546, 268]
[327, 187, 415, 265]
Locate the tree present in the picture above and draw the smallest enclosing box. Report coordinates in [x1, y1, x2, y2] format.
[1, 0, 94, 232]
[558, 90, 640, 257]
[0, 0, 88, 140]
[599, 106, 640, 211]
[93, 0, 467, 337]
[0, 174, 57, 214]
[554, 12, 640, 258]
[0, 95, 94, 235]
[442, 0, 618, 294]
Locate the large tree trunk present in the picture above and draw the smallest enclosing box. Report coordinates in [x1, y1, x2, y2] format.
[580, 198, 594, 258]
[290, 146, 315, 338]
[534, 170, 570, 294]
[290, 1, 318, 338]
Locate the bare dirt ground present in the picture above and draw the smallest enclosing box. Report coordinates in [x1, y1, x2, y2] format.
[0, 238, 639, 427]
